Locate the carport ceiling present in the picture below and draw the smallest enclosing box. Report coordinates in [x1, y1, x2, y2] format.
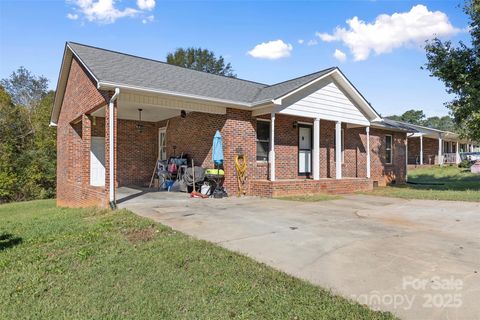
[91, 104, 183, 122]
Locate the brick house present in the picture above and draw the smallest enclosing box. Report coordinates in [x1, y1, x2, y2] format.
[383, 120, 479, 166]
[51, 42, 410, 208]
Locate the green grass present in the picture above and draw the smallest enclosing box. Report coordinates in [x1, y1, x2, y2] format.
[276, 193, 341, 202]
[366, 166, 480, 202]
[0, 200, 394, 320]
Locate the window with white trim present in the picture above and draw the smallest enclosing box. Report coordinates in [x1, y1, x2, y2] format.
[256, 120, 270, 161]
[385, 135, 393, 164]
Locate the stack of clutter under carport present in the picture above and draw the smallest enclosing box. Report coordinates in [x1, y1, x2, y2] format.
[149, 130, 229, 198]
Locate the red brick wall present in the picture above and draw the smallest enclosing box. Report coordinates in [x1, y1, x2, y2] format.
[369, 128, 407, 185]
[117, 120, 158, 186]
[156, 109, 257, 195]
[56, 57, 109, 207]
[407, 137, 439, 165]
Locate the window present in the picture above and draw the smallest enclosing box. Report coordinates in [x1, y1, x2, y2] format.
[334, 129, 345, 163]
[385, 135, 393, 164]
[256, 120, 270, 161]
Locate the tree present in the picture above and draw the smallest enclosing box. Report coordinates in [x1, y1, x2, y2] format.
[386, 109, 425, 125]
[166, 48, 236, 77]
[0, 68, 56, 203]
[423, 116, 456, 132]
[424, 0, 480, 140]
[386, 109, 457, 132]
[0, 66, 48, 110]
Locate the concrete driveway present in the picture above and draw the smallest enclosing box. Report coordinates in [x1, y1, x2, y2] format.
[118, 188, 480, 320]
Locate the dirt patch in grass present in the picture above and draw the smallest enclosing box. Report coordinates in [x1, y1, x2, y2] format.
[124, 226, 158, 243]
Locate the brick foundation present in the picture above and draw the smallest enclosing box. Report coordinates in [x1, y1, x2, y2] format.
[251, 178, 373, 197]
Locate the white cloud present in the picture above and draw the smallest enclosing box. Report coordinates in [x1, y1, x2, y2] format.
[142, 15, 154, 24]
[316, 32, 336, 42]
[67, 0, 156, 24]
[247, 40, 293, 60]
[333, 49, 347, 62]
[306, 39, 318, 46]
[298, 39, 304, 44]
[137, 0, 155, 11]
[317, 5, 460, 61]
[67, 13, 79, 20]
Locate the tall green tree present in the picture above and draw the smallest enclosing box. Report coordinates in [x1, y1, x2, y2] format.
[166, 48, 236, 77]
[0, 87, 25, 201]
[424, 0, 480, 140]
[0, 68, 56, 203]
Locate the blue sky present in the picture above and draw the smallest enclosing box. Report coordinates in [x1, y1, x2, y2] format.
[0, 0, 470, 117]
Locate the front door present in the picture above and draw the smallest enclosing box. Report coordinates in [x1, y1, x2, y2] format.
[298, 125, 312, 175]
[90, 137, 105, 186]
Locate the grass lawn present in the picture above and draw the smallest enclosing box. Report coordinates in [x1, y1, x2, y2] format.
[275, 193, 341, 202]
[0, 200, 394, 319]
[366, 166, 480, 202]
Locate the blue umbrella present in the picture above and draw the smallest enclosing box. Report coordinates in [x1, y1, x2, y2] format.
[212, 130, 224, 165]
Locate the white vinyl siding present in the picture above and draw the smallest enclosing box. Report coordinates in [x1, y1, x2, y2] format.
[279, 81, 370, 126]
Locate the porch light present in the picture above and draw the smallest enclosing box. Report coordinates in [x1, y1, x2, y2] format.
[180, 110, 187, 118]
[136, 108, 144, 132]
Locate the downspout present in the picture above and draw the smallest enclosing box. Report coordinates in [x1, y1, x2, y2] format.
[109, 88, 120, 209]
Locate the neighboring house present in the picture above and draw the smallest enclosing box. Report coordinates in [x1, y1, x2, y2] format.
[385, 120, 479, 165]
[51, 42, 409, 208]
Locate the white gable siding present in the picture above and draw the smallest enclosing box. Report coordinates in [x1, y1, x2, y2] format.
[278, 81, 370, 126]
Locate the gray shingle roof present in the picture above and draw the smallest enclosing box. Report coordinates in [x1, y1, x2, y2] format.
[380, 119, 420, 132]
[252, 68, 335, 102]
[68, 42, 335, 105]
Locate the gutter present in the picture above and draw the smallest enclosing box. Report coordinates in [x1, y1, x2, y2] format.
[109, 88, 120, 209]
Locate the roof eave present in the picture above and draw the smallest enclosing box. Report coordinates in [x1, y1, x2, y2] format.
[98, 81, 276, 109]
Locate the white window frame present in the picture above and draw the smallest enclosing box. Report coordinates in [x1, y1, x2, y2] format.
[256, 119, 271, 162]
[385, 134, 393, 165]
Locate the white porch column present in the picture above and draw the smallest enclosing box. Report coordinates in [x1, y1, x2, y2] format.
[269, 112, 275, 181]
[419, 135, 423, 165]
[313, 118, 320, 180]
[335, 121, 342, 179]
[438, 135, 443, 165]
[366, 126, 371, 178]
[455, 141, 461, 164]
[406, 136, 409, 169]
